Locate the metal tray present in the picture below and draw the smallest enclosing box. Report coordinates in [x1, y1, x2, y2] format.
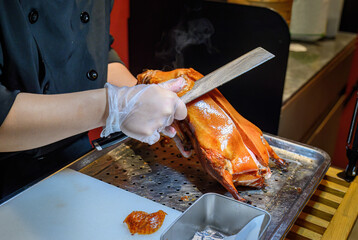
[161, 193, 271, 240]
[73, 133, 330, 240]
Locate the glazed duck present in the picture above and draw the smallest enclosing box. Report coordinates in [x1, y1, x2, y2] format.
[137, 68, 287, 202]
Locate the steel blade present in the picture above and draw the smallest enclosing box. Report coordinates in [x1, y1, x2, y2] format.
[180, 47, 275, 104]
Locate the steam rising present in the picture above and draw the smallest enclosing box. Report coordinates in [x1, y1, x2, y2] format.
[155, 18, 216, 69]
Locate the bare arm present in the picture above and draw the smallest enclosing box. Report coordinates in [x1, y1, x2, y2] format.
[107, 62, 137, 87]
[0, 89, 108, 152]
[0, 62, 137, 152]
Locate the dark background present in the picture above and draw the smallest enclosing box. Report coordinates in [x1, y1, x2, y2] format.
[339, 0, 358, 34]
[128, 0, 290, 135]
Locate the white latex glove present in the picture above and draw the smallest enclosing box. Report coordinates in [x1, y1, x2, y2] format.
[101, 77, 187, 145]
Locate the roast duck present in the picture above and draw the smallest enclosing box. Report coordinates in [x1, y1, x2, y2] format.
[124, 210, 167, 235]
[137, 68, 288, 202]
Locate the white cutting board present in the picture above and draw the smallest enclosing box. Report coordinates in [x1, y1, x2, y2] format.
[0, 169, 181, 240]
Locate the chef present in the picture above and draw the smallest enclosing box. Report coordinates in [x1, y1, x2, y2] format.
[0, 1, 186, 200]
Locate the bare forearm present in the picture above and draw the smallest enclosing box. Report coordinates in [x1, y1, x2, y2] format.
[107, 62, 137, 87]
[0, 89, 108, 152]
[0, 63, 136, 152]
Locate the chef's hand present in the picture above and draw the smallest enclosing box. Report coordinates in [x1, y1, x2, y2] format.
[101, 77, 187, 145]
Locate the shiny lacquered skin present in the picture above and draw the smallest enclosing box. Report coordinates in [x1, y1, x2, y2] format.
[123, 210, 167, 235]
[137, 69, 288, 202]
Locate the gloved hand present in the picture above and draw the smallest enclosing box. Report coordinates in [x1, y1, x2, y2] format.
[101, 77, 187, 145]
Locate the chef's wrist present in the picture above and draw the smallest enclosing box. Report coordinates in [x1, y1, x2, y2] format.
[101, 88, 109, 127]
[88, 88, 109, 128]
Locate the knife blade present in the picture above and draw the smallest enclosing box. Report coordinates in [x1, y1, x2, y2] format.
[181, 47, 274, 103]
[92, 47, 274, 150]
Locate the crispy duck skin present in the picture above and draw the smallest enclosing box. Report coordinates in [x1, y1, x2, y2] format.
[123, 210, 167, 235]
[137, 68, 200, 97]
[208, 90, 288, 171]
[137, 68, 287, 202]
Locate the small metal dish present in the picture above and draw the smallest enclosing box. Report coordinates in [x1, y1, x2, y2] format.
[161, 193, 271, 240]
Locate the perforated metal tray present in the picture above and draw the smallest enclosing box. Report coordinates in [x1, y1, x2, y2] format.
[73, 134, 330, 240]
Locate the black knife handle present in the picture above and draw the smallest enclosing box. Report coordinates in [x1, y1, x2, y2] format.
[345, 92, 358, 182]
[92, 132, 128, 151]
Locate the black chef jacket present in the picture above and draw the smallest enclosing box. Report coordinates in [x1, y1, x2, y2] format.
[0, 0, 124, 201]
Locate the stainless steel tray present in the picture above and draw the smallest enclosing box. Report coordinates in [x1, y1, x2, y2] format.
[73, 133, 330, 240]
[161, 193, 271, 240]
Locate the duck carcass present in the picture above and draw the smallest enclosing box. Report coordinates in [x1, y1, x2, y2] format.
[137, 68, 287, 202]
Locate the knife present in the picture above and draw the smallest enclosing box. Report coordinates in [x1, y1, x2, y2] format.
[92, 47, 274, 151]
